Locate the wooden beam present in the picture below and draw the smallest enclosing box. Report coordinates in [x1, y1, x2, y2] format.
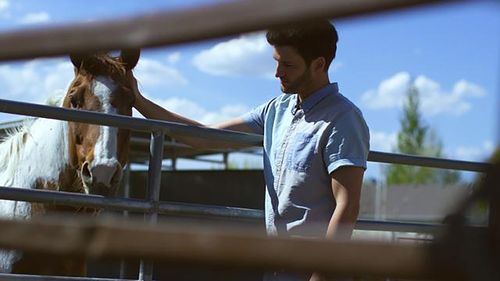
[0, 216, 433, 279]
[0, 0, 452, 61]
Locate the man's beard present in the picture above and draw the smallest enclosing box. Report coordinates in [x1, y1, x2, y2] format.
[281, 67, 313, 94]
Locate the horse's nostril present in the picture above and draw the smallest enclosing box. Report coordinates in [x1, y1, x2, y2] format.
[89, 162, 122, 189]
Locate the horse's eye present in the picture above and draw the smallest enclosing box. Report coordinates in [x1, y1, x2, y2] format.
[70, 95, 79, 108]
[75, 134, 82, 145]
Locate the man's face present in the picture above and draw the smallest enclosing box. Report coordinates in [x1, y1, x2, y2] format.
[272, 46, 312, 95]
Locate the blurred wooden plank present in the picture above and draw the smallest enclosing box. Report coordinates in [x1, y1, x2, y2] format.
[0, 216, 432, 279]
[0, 0, 452, 61]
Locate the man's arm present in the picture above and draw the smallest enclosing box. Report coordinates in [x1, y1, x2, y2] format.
[130, 73, 256, 149]
[310, 166, 364, 281]
[326, 166, 364, 240]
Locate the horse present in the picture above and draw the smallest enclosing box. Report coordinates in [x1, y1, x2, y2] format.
[0, 49, 140, 276]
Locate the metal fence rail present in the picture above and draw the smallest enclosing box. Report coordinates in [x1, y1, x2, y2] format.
[0, 186, 263, 220]
[0, 98, 491, 172]
[0, 273, 133, 281]
[0, 217, 435, 280]
[0, 0, 449, 62]
[368, 150, 490, 172]
[0, 98, 263, 146]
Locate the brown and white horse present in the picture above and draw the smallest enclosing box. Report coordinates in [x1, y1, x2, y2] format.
[0, 50, 140, 276]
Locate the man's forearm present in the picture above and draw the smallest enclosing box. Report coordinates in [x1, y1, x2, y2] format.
[134, 95, 218, 148]
[134, 95, 253, 150]
[325, 203, 359, 241]
[327, 166, 364, 241]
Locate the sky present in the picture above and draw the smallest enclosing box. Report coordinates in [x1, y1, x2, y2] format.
[0, 0, 498, 181]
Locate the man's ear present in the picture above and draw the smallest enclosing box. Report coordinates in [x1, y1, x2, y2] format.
[312, 57, 326, 73]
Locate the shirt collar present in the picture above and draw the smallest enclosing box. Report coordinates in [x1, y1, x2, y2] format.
[297, 83, 338, 113]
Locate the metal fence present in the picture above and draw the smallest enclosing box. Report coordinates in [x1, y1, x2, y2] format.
[0, 78, 490, 281]
[0, 0, 493, 280]
[0, 98, 489, 223]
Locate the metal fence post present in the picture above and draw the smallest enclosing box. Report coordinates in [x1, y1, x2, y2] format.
[223, 152, 229, 170]
[139, 130, 164, 281]
[120, 163, 131, 279]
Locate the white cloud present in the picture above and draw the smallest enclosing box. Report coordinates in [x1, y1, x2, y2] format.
[361, 72, 486, 116]
[0, 59, 73, 104]
[0, 0, 9, 19]
[134, 97, 250, 125]
[0, 56, 187, 110]
[327, 61, 344, 78]
[0, 0, 8, 12]
[361, 71, 410, 109]
[192, 32, 274, 79]
[331, 61, 344, 72]
[201, 104, 250, 125]
[134, 58, 188, 87]
[453, 141, 496, 162]
[19, 12, 51, 24]
[167, 52, 181, 64]
[416, 77, 486, 116]
[370, 131, 397, 152]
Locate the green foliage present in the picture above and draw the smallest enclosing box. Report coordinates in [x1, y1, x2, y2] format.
[395, 85, 428, 156]
[385, 83, 461, 185]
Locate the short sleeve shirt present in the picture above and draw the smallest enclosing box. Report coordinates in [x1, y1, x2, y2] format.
[242, 83, 370, 237]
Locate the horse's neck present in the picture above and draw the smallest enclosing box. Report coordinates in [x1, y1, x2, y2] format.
[0, 119, 71, 189]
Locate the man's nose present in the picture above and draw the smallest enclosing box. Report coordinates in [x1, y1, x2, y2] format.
[275, 65, 284, 78]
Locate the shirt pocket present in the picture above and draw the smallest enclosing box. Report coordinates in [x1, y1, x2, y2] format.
[287, 133, 318, 172]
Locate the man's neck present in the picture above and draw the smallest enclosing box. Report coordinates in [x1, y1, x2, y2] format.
[297, 77, 330, 103]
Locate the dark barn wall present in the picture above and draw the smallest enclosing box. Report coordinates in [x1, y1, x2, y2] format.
[89, 169, 266, 281]
[129, 170, 266, 210]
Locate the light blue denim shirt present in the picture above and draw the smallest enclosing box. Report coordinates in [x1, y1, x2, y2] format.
[242, 83, 370, 238]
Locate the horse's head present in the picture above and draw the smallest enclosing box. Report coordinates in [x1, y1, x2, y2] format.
[63, 50, 139, 196]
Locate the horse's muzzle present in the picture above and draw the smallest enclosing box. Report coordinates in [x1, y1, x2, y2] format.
[90, 182, 119, 197]
[81, 161, 122, 196]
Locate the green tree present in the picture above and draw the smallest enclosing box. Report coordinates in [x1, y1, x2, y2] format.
[385, 83, 461, 185]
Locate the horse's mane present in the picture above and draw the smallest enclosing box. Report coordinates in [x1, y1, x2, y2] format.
[0, 92, 64, 185]
[80, 53, 127, 80]
[0, 122, 32, 186]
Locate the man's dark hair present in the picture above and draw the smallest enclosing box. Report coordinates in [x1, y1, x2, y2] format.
[266, 20, 338, 72]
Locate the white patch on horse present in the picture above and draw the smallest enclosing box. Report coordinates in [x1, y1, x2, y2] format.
[0, 118, 69, 272]
[89, 77, 121, 187]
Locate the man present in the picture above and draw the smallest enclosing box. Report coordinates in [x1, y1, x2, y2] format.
[130, 19, 369, 281]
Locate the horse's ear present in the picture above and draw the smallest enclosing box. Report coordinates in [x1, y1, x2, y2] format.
[120, 49, 140, 70]
[70, 53, 86, 68]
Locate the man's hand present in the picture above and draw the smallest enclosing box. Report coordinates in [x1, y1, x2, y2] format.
[126, 71, 142, 108]
[310, 272, 351, 281]
[310, 272, 325, 281]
